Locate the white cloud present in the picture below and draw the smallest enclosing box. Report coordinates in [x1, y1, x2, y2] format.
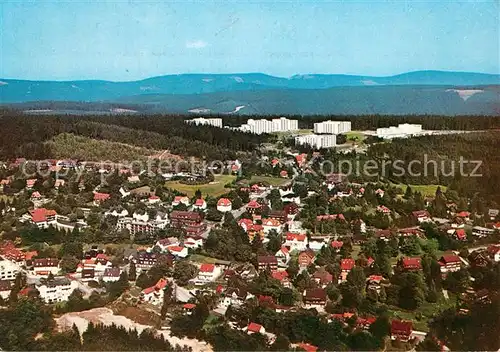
[185, 40, 208, 49]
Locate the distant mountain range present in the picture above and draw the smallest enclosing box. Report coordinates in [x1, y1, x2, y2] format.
[1, 71, 499, 115]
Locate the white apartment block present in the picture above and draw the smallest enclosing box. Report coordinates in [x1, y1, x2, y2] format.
[0, 257, 20, 281]
[240, 117, 299, 134]
[314, 121, 352, 135]
[295, 134, 337, 149]
[376, 124, 422, 139]
[186, 118, 223, 128]
[36, 277, 79, 304]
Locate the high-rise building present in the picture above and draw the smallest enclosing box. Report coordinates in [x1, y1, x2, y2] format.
[314, 121, 351, 135]
[186, 118, 223, 128]
[240, 117, 299, 134]
[376, 124, 422, 139]
[295, 134, 337, 149]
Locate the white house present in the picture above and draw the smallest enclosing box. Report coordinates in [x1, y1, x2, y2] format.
[262, 218, 283, 234]
[166, 245, 189, 258]
[275, 246, 291, 267]
[133, 212, 149, 223]
[183, 236, 204, 249]
[156, 237, 180, 252]
[148, 195, 161, 204]
[220, 287, 253, 308]
[488, 246, 500, 262]
[105, 209, 129, 218]
[36, 277, 79, 304]
[284, 233, 308, 252]
[0, 257, 20, 281]
[141, 278, 169, 305]
[119, 187, 131, 198]
[172, 196, 190, 207]
[193, 198, 207, 211]
[0, 280, 11, 300]
[102, 267, 122, 283]
[194, 264, 222, 285]
[217, 198, 232, 212]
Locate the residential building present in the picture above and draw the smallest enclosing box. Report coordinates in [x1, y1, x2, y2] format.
[284, 233, 308, 252]
[257, 255, 278, 271]
[295, 134, 337, 149]
[239, 117, 298, 134]
[391, 320, 413, 342]
[170, 211, 206, 236]
[93, 192, 110, 205]
[438, 254, 462, 274]
[377, 124, 422, 139]
[312, 269, 333, 287]
[412, 210, 432, 223]
[271, 270, 292, 288]
[186, 118, 223, 128]
[33, 258, 60, 276]
[220, 287, 251, 307]
[103, 267, 122, 282]
[172, 196, 190, 207]
[29, 208, 57, 228]
[36, 277, 79, 304]
[339, 258, 355, 283]
[142, 278, 169, 305]
[303, 288, 327, 309]
[0, 256, 20, 281]
[183, 236, 204, 249]
[192, 198, 207, 210]
[0, 280, 10, 299]
[400, 257, 422, 271]
[217, 198, 232, 212]
[134, 252, 159, 273]
[298, 250, 316, 268]
[275, 246, 291, 267]
[246, 322, 265, 335]
[195, 264, 221, 284]
[166, 245, 189, 258]
[487, 245, 500, 262]
[262, 218, 283, 234]
[472, 226, 494, 238]
[313, 121, 352, 134]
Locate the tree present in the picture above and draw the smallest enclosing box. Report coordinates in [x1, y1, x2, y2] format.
[109, 271, 129, 300]
[60, 256, 79, 273]
[160, 285, 174, 320]
[8, 272, 24, 304]
[129, 261, 137, 281]
[271, 334, 291, 351]
[286, 258, 299, 279]
[173, 261, 198, 286]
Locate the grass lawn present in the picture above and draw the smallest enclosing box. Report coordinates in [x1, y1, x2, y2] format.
[345, 131, 366, 143]
[273, 129, 313, 139]
[165, 174, 236, 197]
[351, 244, 362, 259]
[245, 175, 291, 187]
[388, 295, 456, 332]
[189, 254, 220, 264]
[393, 183, 447, 197]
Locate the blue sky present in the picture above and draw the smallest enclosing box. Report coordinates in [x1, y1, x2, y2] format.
[1, 0, 498, 81]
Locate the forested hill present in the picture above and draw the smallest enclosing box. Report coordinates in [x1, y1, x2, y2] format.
[1, 71, 499, 115]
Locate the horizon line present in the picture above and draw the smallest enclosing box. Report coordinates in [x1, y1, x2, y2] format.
[1, 69, 500, 84]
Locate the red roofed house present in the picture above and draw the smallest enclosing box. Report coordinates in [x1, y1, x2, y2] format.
[148, 195, 161, 204]
[93, 192, 110, 205]
[400, 257, 422, 271]
[247, 200, 263, 214]
[487, 245, 500, 262]
[33, 258, 60, 276]
[391, 320, 413, 342]
[142, 278, 169, 305]
[285, 233, 308, 251]
[271, 270, 291, 287]
[376, 205, 391, 214]
[170, 211, 206, 236]
[31, 191, 42, 199]
[438, 254, 462, 274]
[195, 263, 221, 284]
[275, 246, 291, 267]
[331, 240, 344, 252]
[172, 196, 190, 207]
[295, 153, 307, 167]
[317, 214, 345, 222]
[26, 179, 37, 189]
[339, 258, 355, 283]
[247, 322, 265, 335]
[298, 249, 316, 268]
[193, 198, 207, 210]
[247, 224, 264, 242]
[238, 218, 254, 232]
[457, 211, 471, 221]
[453, 228, 467, 241]
[295, 343, 318, 352]
[167, 245, 189, 258]
[280, 170, 288, 178]
[312, 269, 333, 287]
[216, 198, 232, 212]
[262, 218, 283, 234]
[412, 210, 431, 223]
[30, 208, 57, 228]
[183, 303, 196, 315]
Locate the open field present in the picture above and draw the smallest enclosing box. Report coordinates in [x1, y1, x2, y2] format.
[393, 183, 447, 197]
[242, 175, 291, 187]
[165, 174, 236, 197]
